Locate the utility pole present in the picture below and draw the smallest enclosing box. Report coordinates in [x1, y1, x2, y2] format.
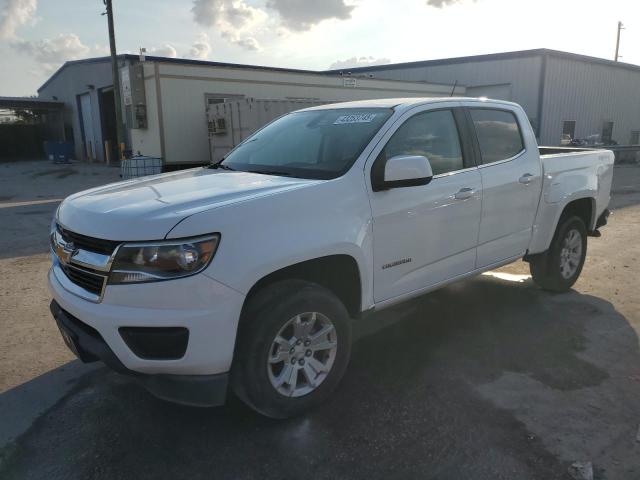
[104, 0, 126, 160]
[614, 21, 624, 62]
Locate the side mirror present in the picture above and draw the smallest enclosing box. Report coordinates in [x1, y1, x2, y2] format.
[373, 155, 433, 191]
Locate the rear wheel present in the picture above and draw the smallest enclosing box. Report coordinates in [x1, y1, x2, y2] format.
[231, 280, 352, 418]
[529, 215, 587, 292]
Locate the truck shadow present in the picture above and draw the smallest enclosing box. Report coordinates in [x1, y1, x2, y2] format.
[2, 274, 639, 480]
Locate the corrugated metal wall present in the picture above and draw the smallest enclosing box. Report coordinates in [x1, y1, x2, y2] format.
[39, 59, 137, 162]
[540, 56, 640, 146]
[39, 61, 117, 162]
[365, 56, 544, 127]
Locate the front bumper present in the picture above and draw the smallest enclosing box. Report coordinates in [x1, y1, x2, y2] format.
[49, 264, 245, 376]
[51, 301, 228, 406]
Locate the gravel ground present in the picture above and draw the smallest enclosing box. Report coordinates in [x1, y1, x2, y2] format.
[0, 160, 639, 479]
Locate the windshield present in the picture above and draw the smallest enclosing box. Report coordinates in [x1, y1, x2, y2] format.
[219, 108, 393, 179]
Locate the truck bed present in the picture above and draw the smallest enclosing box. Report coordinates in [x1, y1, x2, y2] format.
[526, 147, 615, 255]
[539, 146, 602, 156]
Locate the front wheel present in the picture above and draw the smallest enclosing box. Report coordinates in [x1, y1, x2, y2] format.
[231, 280, 352, 418]
[529, 215, 587, 292]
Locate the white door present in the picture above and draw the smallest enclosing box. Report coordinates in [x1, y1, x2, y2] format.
[79, 93, 96, 160]
[367, 106, 482, 303]
[468, 107, 543, 267]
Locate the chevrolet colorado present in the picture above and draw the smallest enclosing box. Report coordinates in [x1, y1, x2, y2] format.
[49, 98, 614, 418]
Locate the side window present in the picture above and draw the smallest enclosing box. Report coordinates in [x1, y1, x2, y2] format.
[383, 110, 464, 176]
[470, 109, 524, 164]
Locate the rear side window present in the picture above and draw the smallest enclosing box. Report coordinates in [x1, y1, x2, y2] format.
[470, 109, 524, 164]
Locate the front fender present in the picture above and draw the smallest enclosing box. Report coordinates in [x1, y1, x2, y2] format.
[166, 173, 375, 311]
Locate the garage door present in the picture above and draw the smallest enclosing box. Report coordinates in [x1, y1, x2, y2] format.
[79, 93, 96, 161]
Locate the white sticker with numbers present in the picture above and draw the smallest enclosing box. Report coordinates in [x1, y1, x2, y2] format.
[333, 113, 377, 125]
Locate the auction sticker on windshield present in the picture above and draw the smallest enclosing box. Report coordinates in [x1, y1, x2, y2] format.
[334, 113, 378, 124]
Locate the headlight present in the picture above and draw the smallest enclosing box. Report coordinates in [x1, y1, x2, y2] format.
[109, 234, 220, 284]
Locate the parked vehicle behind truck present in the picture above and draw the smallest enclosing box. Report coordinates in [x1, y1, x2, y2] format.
[49, 98, 613, 418]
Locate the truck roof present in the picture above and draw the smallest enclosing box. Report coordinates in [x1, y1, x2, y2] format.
[301, 97, 520, 113]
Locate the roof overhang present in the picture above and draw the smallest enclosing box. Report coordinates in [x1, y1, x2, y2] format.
[0, 96, 64, 110]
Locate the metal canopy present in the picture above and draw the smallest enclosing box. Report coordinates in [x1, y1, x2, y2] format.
[0, 96, 64, 111]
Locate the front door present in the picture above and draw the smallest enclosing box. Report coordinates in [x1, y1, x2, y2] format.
[368, 106, 482, 303]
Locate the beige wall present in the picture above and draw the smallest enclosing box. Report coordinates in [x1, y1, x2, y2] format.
[129, 63, 162, 158]
[130, 61, 463, 165]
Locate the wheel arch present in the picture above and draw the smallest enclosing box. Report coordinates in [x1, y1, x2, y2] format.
[242, 254, 363, 320]
[527, 195, 596, 256]
[559, 197, 596, 231]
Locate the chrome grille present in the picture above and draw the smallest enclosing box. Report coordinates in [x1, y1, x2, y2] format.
[52, 224, 119, 301]
[60, 263, 106, 296]
[57, 225, 120, 256]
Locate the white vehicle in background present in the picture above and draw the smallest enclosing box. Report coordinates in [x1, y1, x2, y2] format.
[49, 98, 613, 418]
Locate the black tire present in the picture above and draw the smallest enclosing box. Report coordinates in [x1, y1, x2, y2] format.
[529, 215, 587, 292]
[231, 280, 352, 418]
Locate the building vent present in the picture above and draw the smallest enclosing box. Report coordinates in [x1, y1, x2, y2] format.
[208, 117, 227, 135]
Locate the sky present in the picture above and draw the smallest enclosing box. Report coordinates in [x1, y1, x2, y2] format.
[0, 0, 639, 96]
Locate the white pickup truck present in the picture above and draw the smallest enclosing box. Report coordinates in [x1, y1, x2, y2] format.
[49, 98, 613, 418]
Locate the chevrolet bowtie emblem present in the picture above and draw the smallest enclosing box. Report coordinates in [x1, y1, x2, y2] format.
[59, 241, 76, 265]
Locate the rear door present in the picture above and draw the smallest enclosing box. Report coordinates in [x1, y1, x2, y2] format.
[467, 106, 543, 267]
[367, 104, 482, 303]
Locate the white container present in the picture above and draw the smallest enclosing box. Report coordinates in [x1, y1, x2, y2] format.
[207, 98, 328, 163]
[121, 156, 163, 179]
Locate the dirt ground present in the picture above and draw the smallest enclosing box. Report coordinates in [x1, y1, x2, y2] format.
[0, 161, 121, 393]
[0, 160, 639, 479]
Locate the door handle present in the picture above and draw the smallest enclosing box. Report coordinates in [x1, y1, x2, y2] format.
[519, 173, 534, 185]
[454, 187, 475, 200]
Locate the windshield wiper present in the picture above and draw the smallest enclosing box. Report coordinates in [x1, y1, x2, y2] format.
[207, 161, 235, 171]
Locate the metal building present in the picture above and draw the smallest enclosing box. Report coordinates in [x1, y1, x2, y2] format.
[37, 56, 139, 164]
[37, 55, 463, 166]
[328, 49, 640, 147]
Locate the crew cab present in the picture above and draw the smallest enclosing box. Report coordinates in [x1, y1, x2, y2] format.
[49, 98, 614, 418]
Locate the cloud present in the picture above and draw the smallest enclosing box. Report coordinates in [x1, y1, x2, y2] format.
[12, 33, 91, 73]
[329, 56, 391, 70]
[191, 0, 265, 51]
[150, 44, 177, 58]
[266, 0, 354, 31]
[188, 33, 211, 59]
[92, 44, 110, 56]
[0, 0, 37, 39]
[220, 29, 261, 51]
[234, 37, 260, 51]
[426, 0, 474, 7]
[191, 0, 257, 29]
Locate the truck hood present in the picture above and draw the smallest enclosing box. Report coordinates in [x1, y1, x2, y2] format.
[57, 168, 322, 240]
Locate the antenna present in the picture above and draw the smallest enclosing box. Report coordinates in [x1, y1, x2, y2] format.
[615, 21, 625, 62]
[450, 80, 458, 97]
